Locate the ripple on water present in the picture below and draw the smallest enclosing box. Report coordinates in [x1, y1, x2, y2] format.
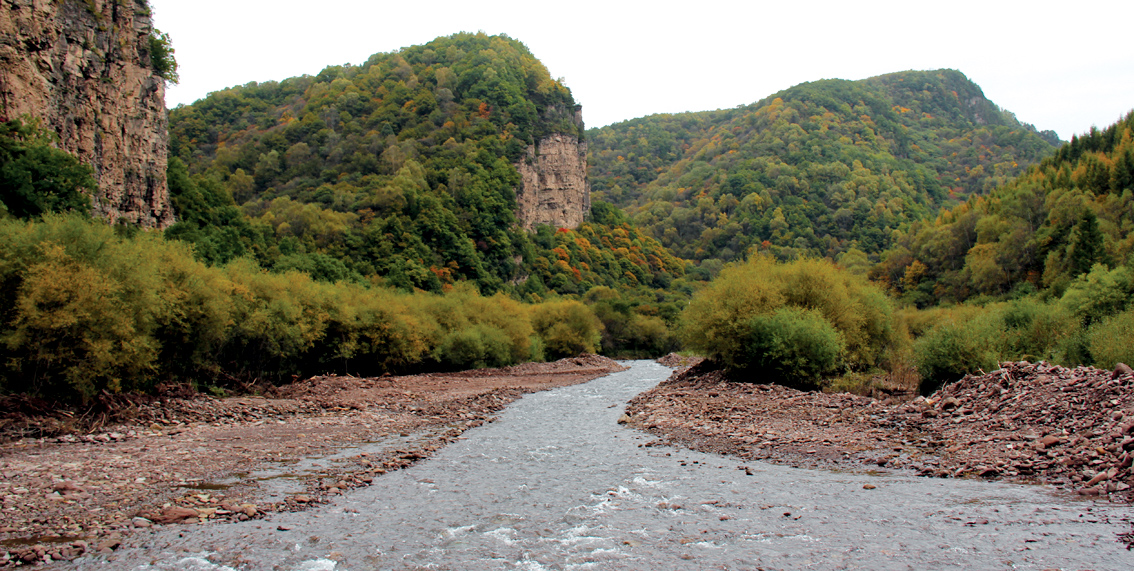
[82, 361, 1133, 571]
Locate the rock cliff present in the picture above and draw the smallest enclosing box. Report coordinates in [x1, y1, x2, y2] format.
[515, 132, 589, 231]
[0, 0, 172, 227]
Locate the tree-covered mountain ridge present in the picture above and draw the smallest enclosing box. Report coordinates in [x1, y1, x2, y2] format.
[587, 69, 1060, 265]
[165, 32, 682, 300]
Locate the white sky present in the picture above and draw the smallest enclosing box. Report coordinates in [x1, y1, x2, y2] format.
[150, 0, 1134, 141]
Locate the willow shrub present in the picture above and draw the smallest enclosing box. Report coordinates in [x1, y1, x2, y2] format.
[1087, 309, 1134, 370]
[530, 299, 603, 360]
[740, 307, 845, 384]
[913, 311, 1002, 394]
[419, 286, 535, 370]
[0, 216, 171, 400]
[681, 255, 894, 385]
[0, 215, 606, 403]
[911, 297, 1093, 393]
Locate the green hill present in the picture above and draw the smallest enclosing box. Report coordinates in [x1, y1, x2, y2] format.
[587, 69, 1060, 263]
[166, 32, 679, 297]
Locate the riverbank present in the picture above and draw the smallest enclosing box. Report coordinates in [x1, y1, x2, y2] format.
[0, 355, 626, 566]
[627, 359, 1134, 501]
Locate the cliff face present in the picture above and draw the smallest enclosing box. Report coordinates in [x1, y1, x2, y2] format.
[0, 0, 172, 227]
[515, 133, 590, 230]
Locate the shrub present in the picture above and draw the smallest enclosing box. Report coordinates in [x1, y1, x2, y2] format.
[0, 215, 168, 401]
[737, 307, 845, 386]
[530, 299, 602, 359]
[0, 119, 95, 220]
[1059, 264, 1132, 325]
[1087, 309, 1134, 370]
[681, 255, 893, 379]
[436, 324, 513, 370]
[914, 313, 1001, 394]
[997, 298, 1079, 363]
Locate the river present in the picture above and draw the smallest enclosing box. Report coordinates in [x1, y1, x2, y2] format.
[73, 360, 1131, 570]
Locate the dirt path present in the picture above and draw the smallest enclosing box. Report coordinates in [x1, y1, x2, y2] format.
[0, 356, 626, 566]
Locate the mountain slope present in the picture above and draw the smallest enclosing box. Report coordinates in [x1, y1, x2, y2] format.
[587, 69, 1060, 262]
[873, 110, 1134, 304]
[166, 32, 679, 296]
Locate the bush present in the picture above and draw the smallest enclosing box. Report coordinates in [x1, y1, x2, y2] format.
[737, 307, 845, 386]
[0, 118, 95, 219]
[681, 255, 893, 380]
[436, 324, 513, 370]
[1087, 309, 1134, 370]
[997, 298, 1080, 363]
[0, 215, 169, 401]
[1059, 264, 1133, 325]
[913, 312, 1001, 394]
[531, 299, 602, 359]
[148, 30, 179, 83]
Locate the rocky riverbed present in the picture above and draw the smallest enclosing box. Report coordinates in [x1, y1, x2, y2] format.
[627, 359, 1134, 501]
[62, 361, 1134, 570]
[0, 355, 626, 566]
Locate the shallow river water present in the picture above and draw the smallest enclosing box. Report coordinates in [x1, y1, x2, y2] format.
[75, 361, 1131, 570]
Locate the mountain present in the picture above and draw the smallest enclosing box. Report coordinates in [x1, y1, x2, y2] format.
[873, 110, 1134, 305]
[166, 32, 677, 296]
[587, 69, 1060, 263]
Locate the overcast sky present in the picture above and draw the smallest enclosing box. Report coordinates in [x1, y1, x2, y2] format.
[149, 0, 1133, 141]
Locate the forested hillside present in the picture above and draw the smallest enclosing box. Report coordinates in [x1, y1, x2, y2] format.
[874, 111, 1134, 305]
[166, 32, 681, 299]
[588, 70, 1060, 263]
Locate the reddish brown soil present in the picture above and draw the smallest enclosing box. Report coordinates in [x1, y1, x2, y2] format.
[0, 355, 626, 566]
[628, 360, 1134, 501]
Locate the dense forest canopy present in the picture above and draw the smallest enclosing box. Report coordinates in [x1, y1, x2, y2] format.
[587, 70, 1060, 265]
[166, 32, 676, 297]
[873, 111, 1134, 306]
[165, 32, 688, 358]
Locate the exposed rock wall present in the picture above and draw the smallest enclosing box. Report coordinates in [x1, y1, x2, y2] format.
[0, 0, 172, 227]
[515, 133, 589, 230]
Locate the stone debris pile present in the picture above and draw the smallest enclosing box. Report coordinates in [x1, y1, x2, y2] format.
[904, 360, 1134, 497]
[627, 360, 1134, 501]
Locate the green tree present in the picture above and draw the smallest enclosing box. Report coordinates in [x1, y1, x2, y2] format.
[0, 119, 94, 219]
[1070, 209, 1108, 275]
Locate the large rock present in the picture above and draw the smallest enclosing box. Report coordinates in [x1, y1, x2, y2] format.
[151, 506, 198, 524]
[514, 128, 589, 230]
[0, 0, 172, 227]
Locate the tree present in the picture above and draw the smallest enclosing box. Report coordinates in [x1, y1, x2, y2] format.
[1070, 209, 1107, 276]
[0, 118, 95, 219]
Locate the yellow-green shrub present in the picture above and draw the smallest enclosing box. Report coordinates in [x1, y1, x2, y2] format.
[0, 216, 170, 400]
[913, 312, 1001, 393]
[738, 307, 846, 384]
[680, 255, 894, 383]
[530, 299, 602, 359]
[1087, 309, 1134, 369]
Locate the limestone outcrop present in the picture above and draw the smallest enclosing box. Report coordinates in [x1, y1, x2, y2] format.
[515, 132, 589, 230]
[0, 0, 172, 227]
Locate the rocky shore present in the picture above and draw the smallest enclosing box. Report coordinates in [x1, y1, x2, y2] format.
[628, 359, 1134, 501]
[0, 355, 626, 566]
